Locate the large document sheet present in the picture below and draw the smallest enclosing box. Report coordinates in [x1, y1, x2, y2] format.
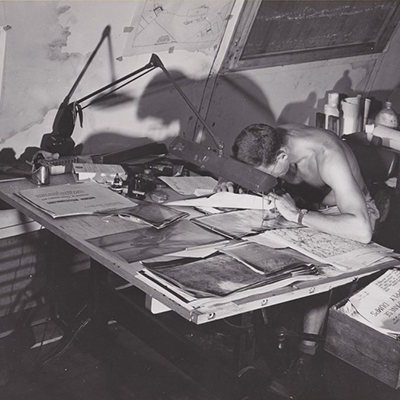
[350, 268, 400, 334]
[166, 192, 274, 210]
[259, 227, 394, 271]
[16, 181, 135, 218]
[87, 219, 225, 264]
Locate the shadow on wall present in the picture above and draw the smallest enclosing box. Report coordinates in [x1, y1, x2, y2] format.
[136, 69, 207, 141]
[80, 67, 399, 157]
[80, 132, 155, 157]
[78, 69, 207, 155]
[5, 68, 398, 163]
[212, 73, 276, 153]
[315, 70, 399, 123]
[277, 92, 317, 126]
[129, 70, 277, 156]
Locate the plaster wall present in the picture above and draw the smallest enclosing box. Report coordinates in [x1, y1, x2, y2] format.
[203, 21, 400, 153]
[0, 1, 218, 159]
[0, 1, 399, 161]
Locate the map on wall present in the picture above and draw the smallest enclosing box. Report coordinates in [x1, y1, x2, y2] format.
[123, 0, 235, 56]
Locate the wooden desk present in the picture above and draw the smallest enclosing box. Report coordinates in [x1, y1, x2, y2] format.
[0, 174, 396, 324]
[0, 175, 397, 398]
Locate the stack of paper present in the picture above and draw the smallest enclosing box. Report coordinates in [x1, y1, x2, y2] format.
[338, 268, 400, 339]
[141, 239, 321, 298]
[72, 163, 127, 183]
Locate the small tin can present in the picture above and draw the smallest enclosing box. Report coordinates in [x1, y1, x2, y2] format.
[32, 165, 50, 185]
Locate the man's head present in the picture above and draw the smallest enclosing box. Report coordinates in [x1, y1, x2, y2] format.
[232, 123, 289, 177]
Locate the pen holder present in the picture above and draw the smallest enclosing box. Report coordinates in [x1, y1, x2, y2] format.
[32, 165, 50, 185]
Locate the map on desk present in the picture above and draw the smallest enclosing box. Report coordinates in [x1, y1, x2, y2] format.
[87, 219, 225, 264]
[192, 209, 300, 239]
[260, 228, 394, 270]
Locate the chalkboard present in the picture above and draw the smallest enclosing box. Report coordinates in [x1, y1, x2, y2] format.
[222, 1, 400, 72]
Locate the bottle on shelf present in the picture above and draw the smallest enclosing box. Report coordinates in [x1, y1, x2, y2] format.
[110, 173, 123, 194]
[374, 101, 398, 129]
[142, 168, 156, 192]
[128, 173, 146, 199]
[324, 92, 340, 133]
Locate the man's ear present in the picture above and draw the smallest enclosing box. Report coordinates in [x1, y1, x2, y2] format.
[276, 150, 288, 161]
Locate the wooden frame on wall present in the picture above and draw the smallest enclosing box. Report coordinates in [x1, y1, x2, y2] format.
[221, 0, 400, 73]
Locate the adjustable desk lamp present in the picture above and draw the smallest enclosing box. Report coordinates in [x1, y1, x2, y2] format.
[40, 35, 277, 193]
[150, 55, 277, 193]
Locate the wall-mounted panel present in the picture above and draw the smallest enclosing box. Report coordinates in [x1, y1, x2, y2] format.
[222, 1, 400, 72]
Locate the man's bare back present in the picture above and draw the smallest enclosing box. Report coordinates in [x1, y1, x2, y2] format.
[277, 124, 365, 207]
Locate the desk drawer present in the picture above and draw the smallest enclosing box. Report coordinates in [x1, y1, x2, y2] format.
[324, 300, 400, 389]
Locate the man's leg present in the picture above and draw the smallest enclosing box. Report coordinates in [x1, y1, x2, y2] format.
[299, 296, 329, 355]
[269, 294, 329, 399]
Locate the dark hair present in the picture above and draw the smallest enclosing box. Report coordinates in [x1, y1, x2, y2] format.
[232, 124, 284, 167]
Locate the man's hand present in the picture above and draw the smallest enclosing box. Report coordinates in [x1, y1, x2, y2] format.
[214, 179, 244, 193]
[214, 180, 235, 193]
[267, 192, 299, 222]
[32, 150, 60, 163]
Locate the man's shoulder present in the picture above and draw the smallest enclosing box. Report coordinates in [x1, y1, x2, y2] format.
[278, 123, 334, 140]
[277, 123, 304, 132]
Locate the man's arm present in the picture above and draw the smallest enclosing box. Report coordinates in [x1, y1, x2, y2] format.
[271, 152, 373, 243]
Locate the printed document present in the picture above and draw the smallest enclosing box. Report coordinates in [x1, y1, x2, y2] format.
[16, 181, 135, 218]
[259, 228, 393, 270]
[349, 268, 400, 335]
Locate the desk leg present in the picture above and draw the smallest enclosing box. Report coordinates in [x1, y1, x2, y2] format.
[234, 312, 256, 372]
[88, 258, 109, 356]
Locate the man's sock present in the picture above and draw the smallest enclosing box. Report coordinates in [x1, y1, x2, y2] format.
[298, 340, 317, 356]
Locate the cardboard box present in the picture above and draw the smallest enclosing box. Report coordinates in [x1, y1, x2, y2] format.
[325, 299, 400, 389]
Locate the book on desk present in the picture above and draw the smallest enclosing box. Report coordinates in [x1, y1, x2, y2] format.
[72, 162, 127, 183]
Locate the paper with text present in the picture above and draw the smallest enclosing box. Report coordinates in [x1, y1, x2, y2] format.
[349, 268, 400, 334]
[16, 181, 134, 218]
[259, 228, 393, 270]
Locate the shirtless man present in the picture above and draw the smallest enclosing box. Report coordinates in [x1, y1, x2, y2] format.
[219, 123, 379, 399]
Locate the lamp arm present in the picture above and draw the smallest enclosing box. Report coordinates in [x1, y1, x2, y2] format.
[66, 25, 111, 102]
[149, 54, 224, 157]
[76, 62, 157, 105]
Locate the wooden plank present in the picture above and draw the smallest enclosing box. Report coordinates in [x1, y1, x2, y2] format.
[145, 295, 171, 314]
[0, 208, 41, 239]
[325, 305, 400, 388]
